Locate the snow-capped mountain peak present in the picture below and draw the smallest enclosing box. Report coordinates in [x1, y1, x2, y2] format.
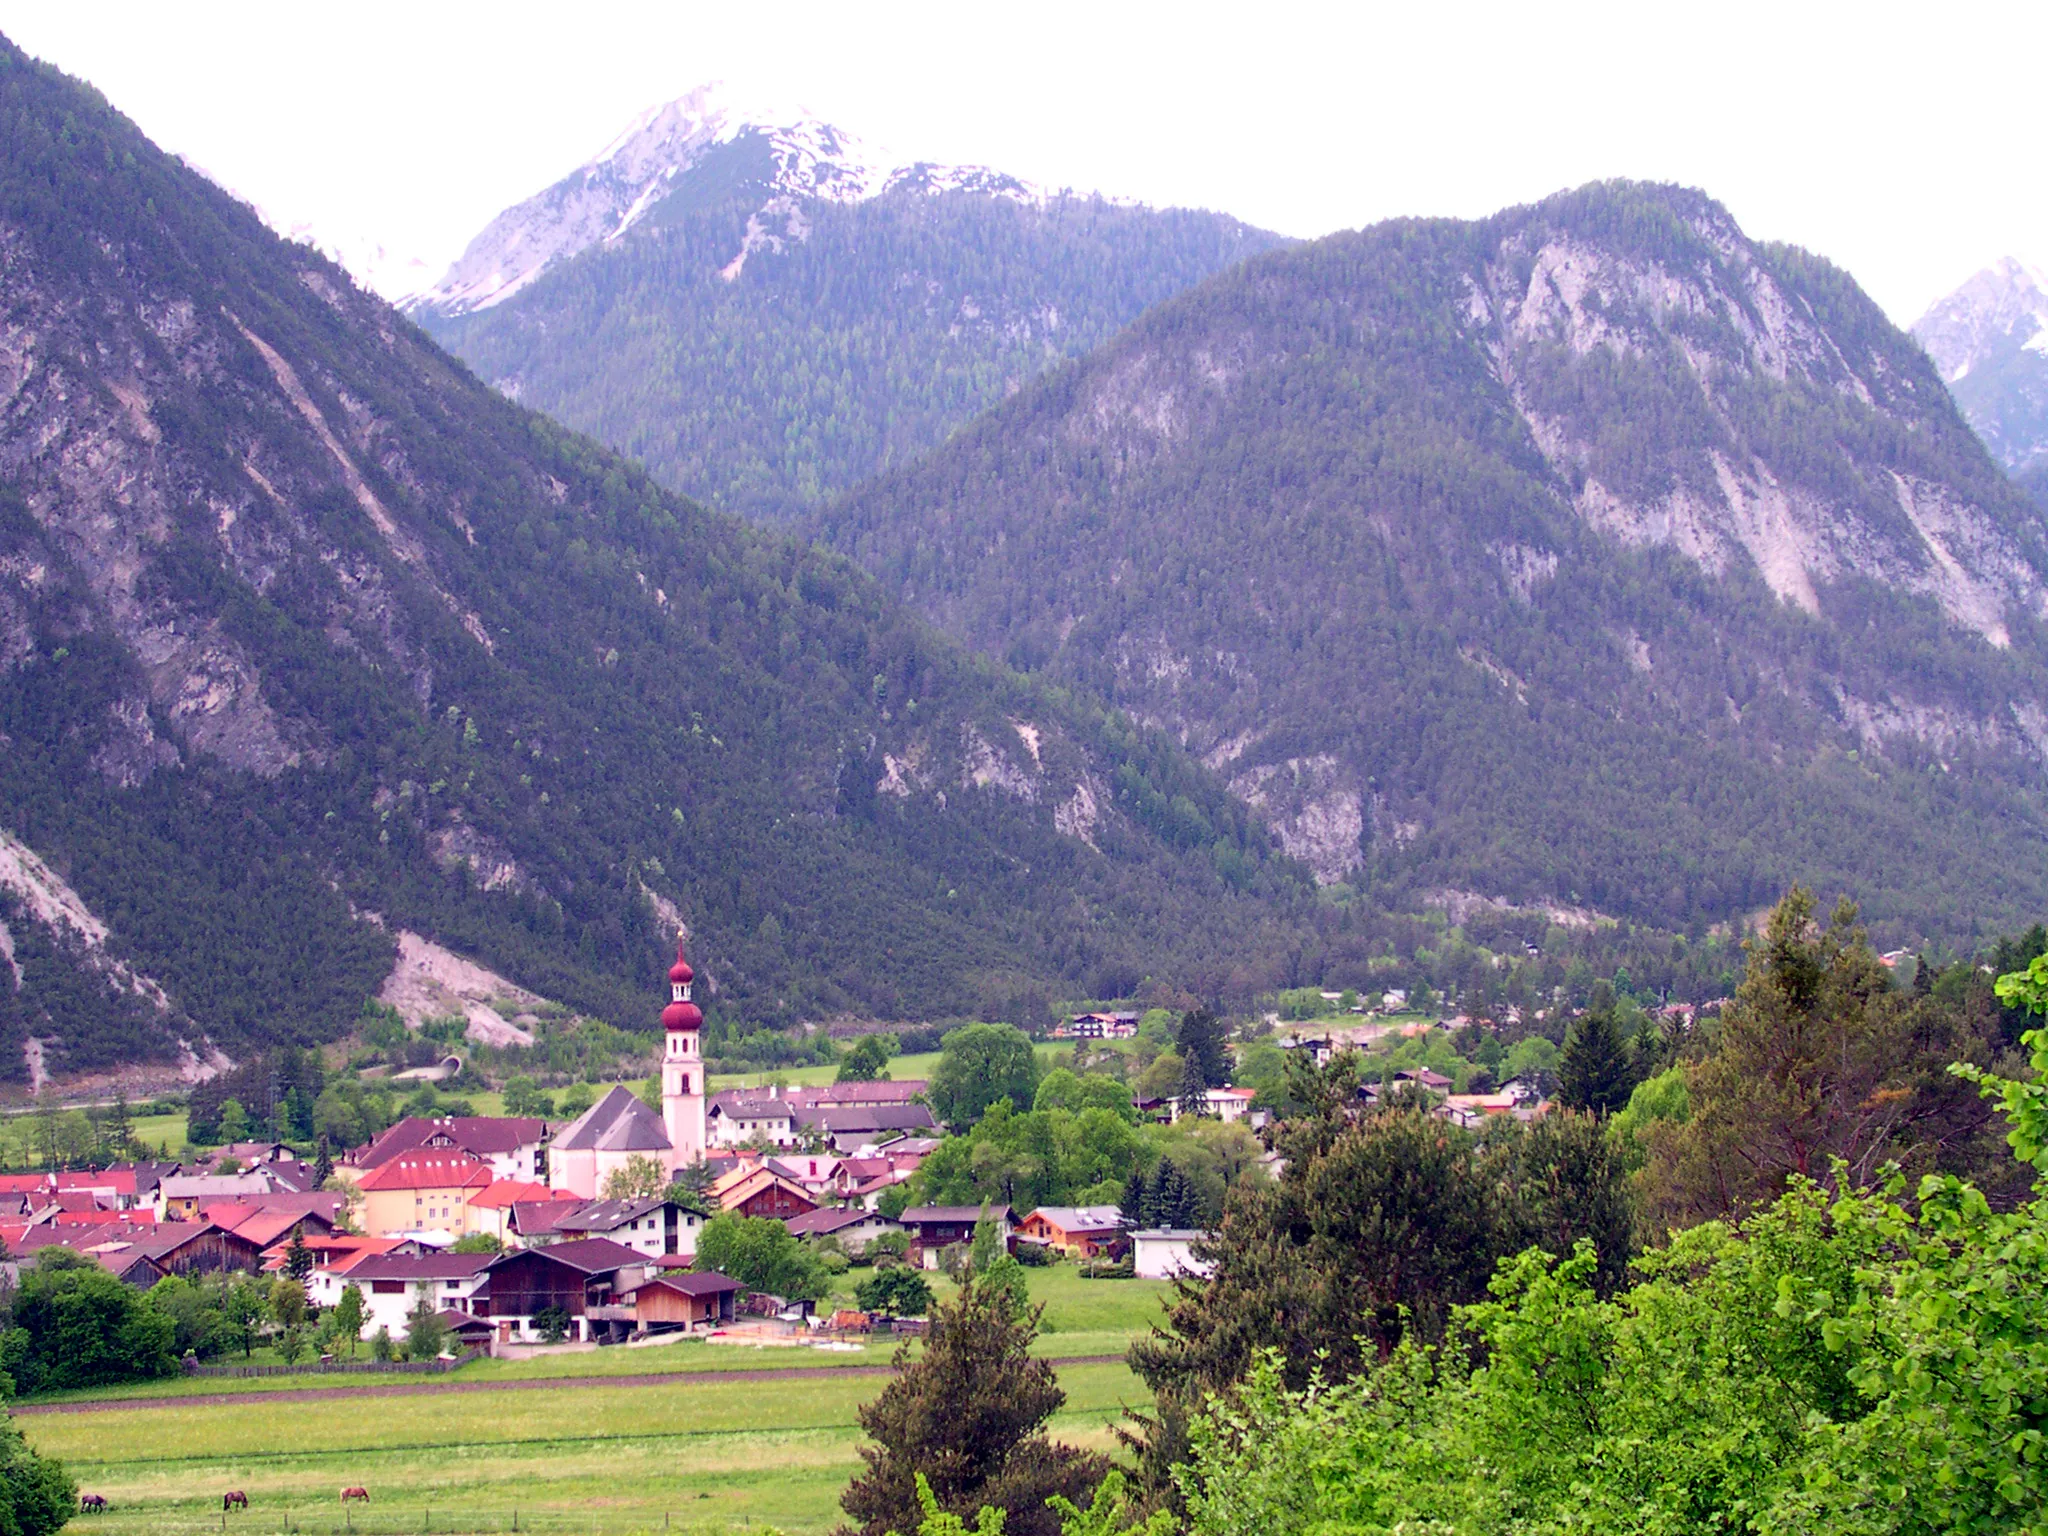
[1913, 257, 2048, 482]
[412, 83, 1046, 317]
[1913, 256, 2048, 384]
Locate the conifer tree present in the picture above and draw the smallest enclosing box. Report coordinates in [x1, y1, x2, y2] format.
[1556, 1007, 1638, 1115]
[841, 1272, 1107, 1536]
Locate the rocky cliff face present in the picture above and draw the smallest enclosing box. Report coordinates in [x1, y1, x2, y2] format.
[824, 182, 2048, 937]
[0, 41, 1304, 1078]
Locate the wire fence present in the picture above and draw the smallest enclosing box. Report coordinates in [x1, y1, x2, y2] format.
[182, 1350, 487, 1380]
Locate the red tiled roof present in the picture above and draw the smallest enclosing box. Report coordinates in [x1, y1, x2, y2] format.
[469, 1179, 564, 1210]
[355, 1154, 493, 1193]
[0, 1175, 48, 1195]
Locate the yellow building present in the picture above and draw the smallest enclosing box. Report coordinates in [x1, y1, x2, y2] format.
[352, 1152, 493, 1239]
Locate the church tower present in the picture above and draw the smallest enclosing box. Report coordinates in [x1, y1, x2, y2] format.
[659, 936, 706, 1169]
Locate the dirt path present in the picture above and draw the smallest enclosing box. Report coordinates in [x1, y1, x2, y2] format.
[12, 1354, 1124, 1416]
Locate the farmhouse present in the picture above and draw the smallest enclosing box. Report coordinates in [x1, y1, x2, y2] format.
[465, 1179, 562, 1243]
[295, 1236, 404, 1306]
[157, 1170, 290, 1220]
[481, 1237, 653, 1343]
[706, 1092, 799, 1148]
[1017, 1205, 1126, 1259]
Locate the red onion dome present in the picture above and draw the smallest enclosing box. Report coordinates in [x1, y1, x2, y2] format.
[669, 957, 694, 985]
[662, 999, 703, 1031]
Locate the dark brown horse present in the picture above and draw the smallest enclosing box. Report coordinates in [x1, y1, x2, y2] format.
[223, 1491, 248, 1512]
[78, 1494, 106, 1513]
[340, 1487, 370, 1504]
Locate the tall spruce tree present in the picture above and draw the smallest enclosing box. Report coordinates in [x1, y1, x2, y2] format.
[1556, 1007, 1638, 1115]
[840, 1274, 1106, 1536]
[1174, 1008, 1231, 1091]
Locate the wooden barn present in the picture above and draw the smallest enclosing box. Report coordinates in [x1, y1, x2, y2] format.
[626, 1270, 741, 1331]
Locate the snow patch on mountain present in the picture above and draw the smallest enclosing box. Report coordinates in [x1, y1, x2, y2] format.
[413, 81, 1048, 317]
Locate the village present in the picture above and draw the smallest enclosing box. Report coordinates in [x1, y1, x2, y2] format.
[0, 948, 1563, 1365]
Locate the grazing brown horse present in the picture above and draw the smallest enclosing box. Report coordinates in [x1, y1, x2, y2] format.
[78, 1493, 106, 1513]
[223, 1491, 248, 1512]
[340, 1487, 371, 1504]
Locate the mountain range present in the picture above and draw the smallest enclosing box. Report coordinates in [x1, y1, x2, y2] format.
[1914, 258, 2048, 509]
[408, 84, 1284, 519]
[820, 183, 2048, 936]
[0, 41, 1306, 1084]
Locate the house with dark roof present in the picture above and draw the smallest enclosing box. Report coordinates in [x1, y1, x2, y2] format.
[481, 1237, 654, 1343]
[785, 1205, 905, 1253]
[346, 1250, 499, 1339]
[549, 1087, 673, 1199]
[899, 1205, 1015, 1269]
[801, 1104, 939, 1150]
[705, 1093, 799, 1149]
[546, 1197, 703, 1260]
[349, 1116, 551, 1182]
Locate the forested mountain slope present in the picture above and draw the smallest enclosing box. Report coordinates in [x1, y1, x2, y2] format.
[822, 182, 2048, 940]
[412, 84, 1283, 520]
[0, 42, 1306, 1080]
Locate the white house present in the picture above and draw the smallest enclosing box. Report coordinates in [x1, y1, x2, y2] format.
[706, 1093, 800, 1148]
[1132, 1229, 1214, 1280]
[546, 1196, 703, 1260]
[1168, 1086, 1259, 1125]
[340, 1252, 496, 1340]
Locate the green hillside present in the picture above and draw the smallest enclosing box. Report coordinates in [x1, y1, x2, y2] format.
[0, 40, 1307, 1077]
[419, 169, 1283, 520]
[821, 182, 2048, 945]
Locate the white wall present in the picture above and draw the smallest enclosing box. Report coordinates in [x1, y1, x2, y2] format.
[1133, 1234, 1213, 1281]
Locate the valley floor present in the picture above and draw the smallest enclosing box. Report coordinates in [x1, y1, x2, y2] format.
[19, 1269, 1171, 1533]
[29, 1359, 1142, 1535]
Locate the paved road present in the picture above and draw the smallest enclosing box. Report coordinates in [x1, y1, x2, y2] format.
[12, 1354, 1125, 1415]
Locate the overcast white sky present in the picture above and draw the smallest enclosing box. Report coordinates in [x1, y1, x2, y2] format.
[0, 1, 2039, 321]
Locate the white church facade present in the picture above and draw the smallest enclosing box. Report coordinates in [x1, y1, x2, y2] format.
[548, 939, 708, 1199]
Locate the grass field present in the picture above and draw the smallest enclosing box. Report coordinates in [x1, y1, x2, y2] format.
[711, 1042, 1081, 1093]
[26, 1359, 1148, 1534]
[21, 1266, 1173, 1407]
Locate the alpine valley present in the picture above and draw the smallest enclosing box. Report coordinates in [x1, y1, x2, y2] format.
[0, 41, 1309, 1081]
[820, 184, 2048, 937]
[409, 84, 1284, 520]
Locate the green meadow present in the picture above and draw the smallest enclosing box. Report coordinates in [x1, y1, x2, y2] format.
[25, 1360, 1145, 1535]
